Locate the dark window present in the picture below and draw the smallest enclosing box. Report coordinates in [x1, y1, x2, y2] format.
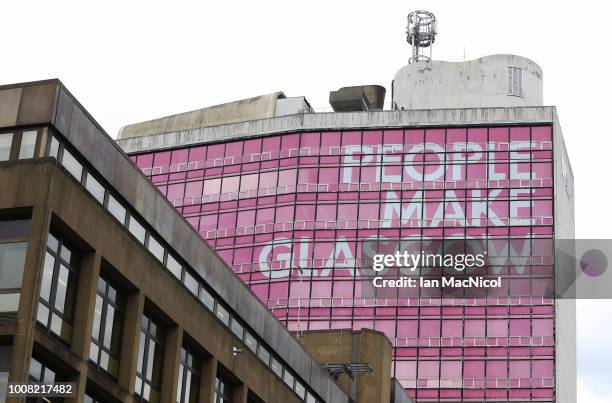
[135, 313, 164, 403]
[214, 374, 233, 403]
[176, 346, 200, 403]
[37, 232, 79, 344]
[90, 275, 124, 379]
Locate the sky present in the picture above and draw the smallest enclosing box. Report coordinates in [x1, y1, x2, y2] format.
[2, 0, 611, 401]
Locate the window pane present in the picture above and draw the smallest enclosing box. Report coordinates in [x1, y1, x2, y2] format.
[271, 358, 283, 377]
[102, 305, 115, 348]
[0, 218, 31, 239]
[91, 295, 103, 341]
[283, 370, 294, 388]
[230, 318, 243, 339]
[215, 304, 229, 326]
[29, 357, 43, 380]
[36, 303, 49, 324]
[107, 195, 127, 224]
[18, 131, 37, 159]
[257, 345, 270, 365]
[183, 272, 198, 295]
[61, 149, 83, 181]
[0, 242, 27, 289]
[128, 216, 146, 244]
[244, 332, 257, 352]
[53, 265, 69, 313]
[85, 174, 105, 204]
[48, 136, 59, 158]
[0, 292, 20, 312]
[47, 233, 59, 252]
[0, 133, 13, 161]
[294, 381, 306, 399]
[147, 236, 164, 262]
[166, 254, 182, 279]
[198, 288, 215, 311]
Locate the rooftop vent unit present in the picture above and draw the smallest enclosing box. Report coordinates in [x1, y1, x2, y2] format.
[328, 85, 386, 112]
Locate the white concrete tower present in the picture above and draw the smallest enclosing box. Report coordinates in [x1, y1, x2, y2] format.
[393, 11, 543, 110]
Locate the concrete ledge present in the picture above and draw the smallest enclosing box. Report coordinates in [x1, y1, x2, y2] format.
[117, 106, 557, 153]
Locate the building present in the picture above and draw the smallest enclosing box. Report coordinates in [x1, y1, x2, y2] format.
[117, 50, 575, 403]
[0, 79, 382, 403]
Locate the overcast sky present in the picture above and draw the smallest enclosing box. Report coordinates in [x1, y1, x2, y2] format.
[3, 1, 611, 401]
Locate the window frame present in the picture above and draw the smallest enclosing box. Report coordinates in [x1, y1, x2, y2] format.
[37, 232, 79, 345]
[176, 345, 201, 403]
[135, 312, 165, 403]
[214, 373, 233, 403]
[89, 275, 125, 379]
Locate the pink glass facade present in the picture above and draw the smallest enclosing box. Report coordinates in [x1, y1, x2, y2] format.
[130, 125, 555, 402]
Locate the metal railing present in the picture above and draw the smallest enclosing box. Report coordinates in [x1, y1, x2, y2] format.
[139, 140, 553, 176]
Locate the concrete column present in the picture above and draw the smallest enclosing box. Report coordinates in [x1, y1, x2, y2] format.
[232, 383, 248, 403]
[67, 251, 101, 403]
[117, 291, 145, 397]
[70, 251, 101, 357]
[65, 370, 87, 403]
[160, 326, 183, 403]
[9, 202, 51, 385]
[198, 356, 218, 403]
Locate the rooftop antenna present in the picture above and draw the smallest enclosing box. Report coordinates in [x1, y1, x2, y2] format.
[406, 10, 437, 64]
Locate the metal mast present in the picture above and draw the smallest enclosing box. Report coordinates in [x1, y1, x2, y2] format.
[407, 10, 437, 63]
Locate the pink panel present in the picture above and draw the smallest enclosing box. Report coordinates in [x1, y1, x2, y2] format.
[486, 360, 507, 377]
[418, 361, 439, 379]
[129, 125, 556, 400]
[463, 361, 484, 378]
[136, 153, 153, 170]
[419, 319, 440, 337]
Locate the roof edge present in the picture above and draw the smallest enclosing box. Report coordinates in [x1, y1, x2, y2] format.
[117, 105, 559, 154]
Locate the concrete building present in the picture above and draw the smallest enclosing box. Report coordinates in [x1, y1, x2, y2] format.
[117, 51, 575, 403]
[0, 79, 421, 403]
